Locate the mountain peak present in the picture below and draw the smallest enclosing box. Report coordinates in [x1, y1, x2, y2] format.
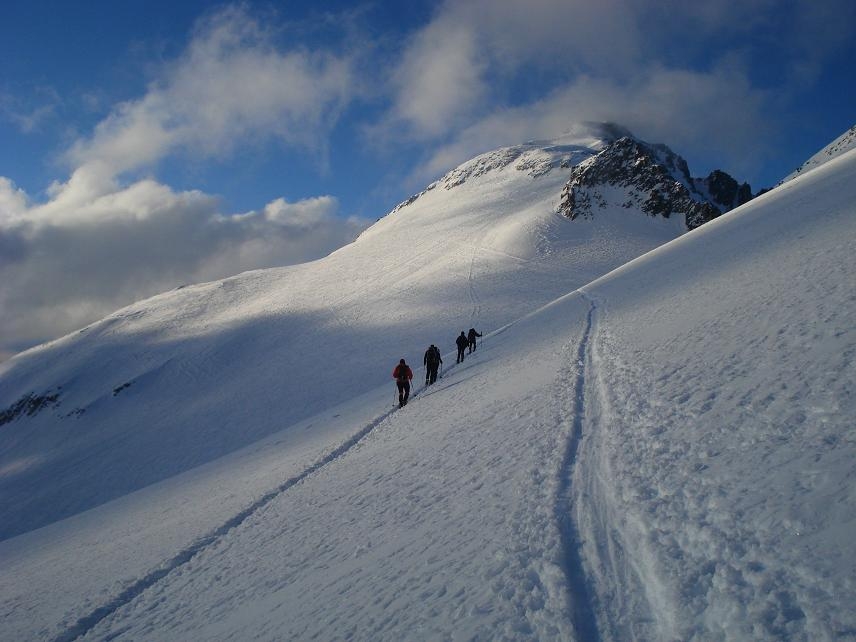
[558, 135, 753, 229]
[390, 125, 754, 231]
[390, 123, 624, 215]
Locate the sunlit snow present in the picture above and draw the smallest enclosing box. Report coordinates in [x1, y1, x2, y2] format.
[1, 128, 853, 641]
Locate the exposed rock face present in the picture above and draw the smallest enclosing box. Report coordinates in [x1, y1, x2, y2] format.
[0, 390, 61, 426]
[703, 170, 754, 211]
[558, 137, 754, 230]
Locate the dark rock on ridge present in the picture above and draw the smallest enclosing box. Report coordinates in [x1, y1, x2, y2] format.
[558, 136, 754, 230]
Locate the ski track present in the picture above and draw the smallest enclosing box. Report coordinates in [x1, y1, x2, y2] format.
[49, 387, 441, 642]
[555, 294, 601, 642]
[468, 244, 482, 318]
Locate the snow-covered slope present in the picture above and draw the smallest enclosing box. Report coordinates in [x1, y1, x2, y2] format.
[0, 124, 717, 540]
[781, 124, 856, 183]
[2, 127, 852, 641]
[574, 148, 856, 640]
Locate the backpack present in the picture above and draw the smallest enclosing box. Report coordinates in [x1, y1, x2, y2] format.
[396, 365, 409, 382]
[426, 346, 439, 364]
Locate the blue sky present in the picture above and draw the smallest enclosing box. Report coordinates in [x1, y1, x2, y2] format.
[1, 0, 854, 356]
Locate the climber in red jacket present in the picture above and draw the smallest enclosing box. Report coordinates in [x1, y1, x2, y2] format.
[393, 358, 413, 407]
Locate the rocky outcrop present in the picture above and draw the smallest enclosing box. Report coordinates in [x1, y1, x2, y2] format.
[701, 170, 754, 211]
[0, 390, 61, 426]
[558, 137, 754, 230]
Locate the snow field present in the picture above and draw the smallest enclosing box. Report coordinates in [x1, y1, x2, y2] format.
[72, 294, 597, 640]
[576, 149, 856, 641]
[0, 385, 402, 641]
[1, 133, 853, 641]
[0, 131, 681, 542]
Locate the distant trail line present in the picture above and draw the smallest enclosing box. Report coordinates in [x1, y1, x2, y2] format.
[467, 245, 481, 318]
[51, 404, 405, 642]
[555, 293, 601, 642]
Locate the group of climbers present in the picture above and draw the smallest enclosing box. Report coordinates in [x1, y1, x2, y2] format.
[456, 328, 482, 363]
[392, 327, 482, 408]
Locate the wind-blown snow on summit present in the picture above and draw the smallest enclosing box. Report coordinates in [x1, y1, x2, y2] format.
[2, 125, 852, 641]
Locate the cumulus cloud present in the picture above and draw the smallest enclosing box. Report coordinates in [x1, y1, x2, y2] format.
[0, 176, 368, 352]
[0, 5, 367, 355]
[0, 177, 28, 221]
[67, 5, 353, 175]
[373, 0, 650, 143]
[380, 16, 487, 139]
[413, 65, 769, 186]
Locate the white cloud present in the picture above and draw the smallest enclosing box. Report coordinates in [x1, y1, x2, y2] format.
[382, 16, 487, 139]
[412, 65, 770, 186]
[67, 4, 354, 175]
[378, 0, 851, 183]
[0, 88, 60, 134]
[258, 196, 339, 228]
[0, 178, 28, 222]
[455, 0, 643, 75]
[374, 0, 648, 142]
[0, 5, 367, 355]
[0, 178, 369, 353]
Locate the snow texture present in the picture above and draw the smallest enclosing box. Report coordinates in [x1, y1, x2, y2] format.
[0, 127, 854, 641]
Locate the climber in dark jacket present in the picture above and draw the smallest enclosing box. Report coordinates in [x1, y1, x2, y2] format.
[455, 332, 468, 364]
[467, 327, 482, 353]
[393, 358, 413, 407]
[424, 344, 442, 385]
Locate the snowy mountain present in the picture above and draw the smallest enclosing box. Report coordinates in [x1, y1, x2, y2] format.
[0, 123, 735, 542]
[387, 122, 625, 215]
[2, 124, 854, 641]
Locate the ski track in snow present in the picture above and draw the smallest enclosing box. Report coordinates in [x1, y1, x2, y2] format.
[468, 245, 482, 319]
[49, 387, 443, 642]
[555, 294, 601, 641]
